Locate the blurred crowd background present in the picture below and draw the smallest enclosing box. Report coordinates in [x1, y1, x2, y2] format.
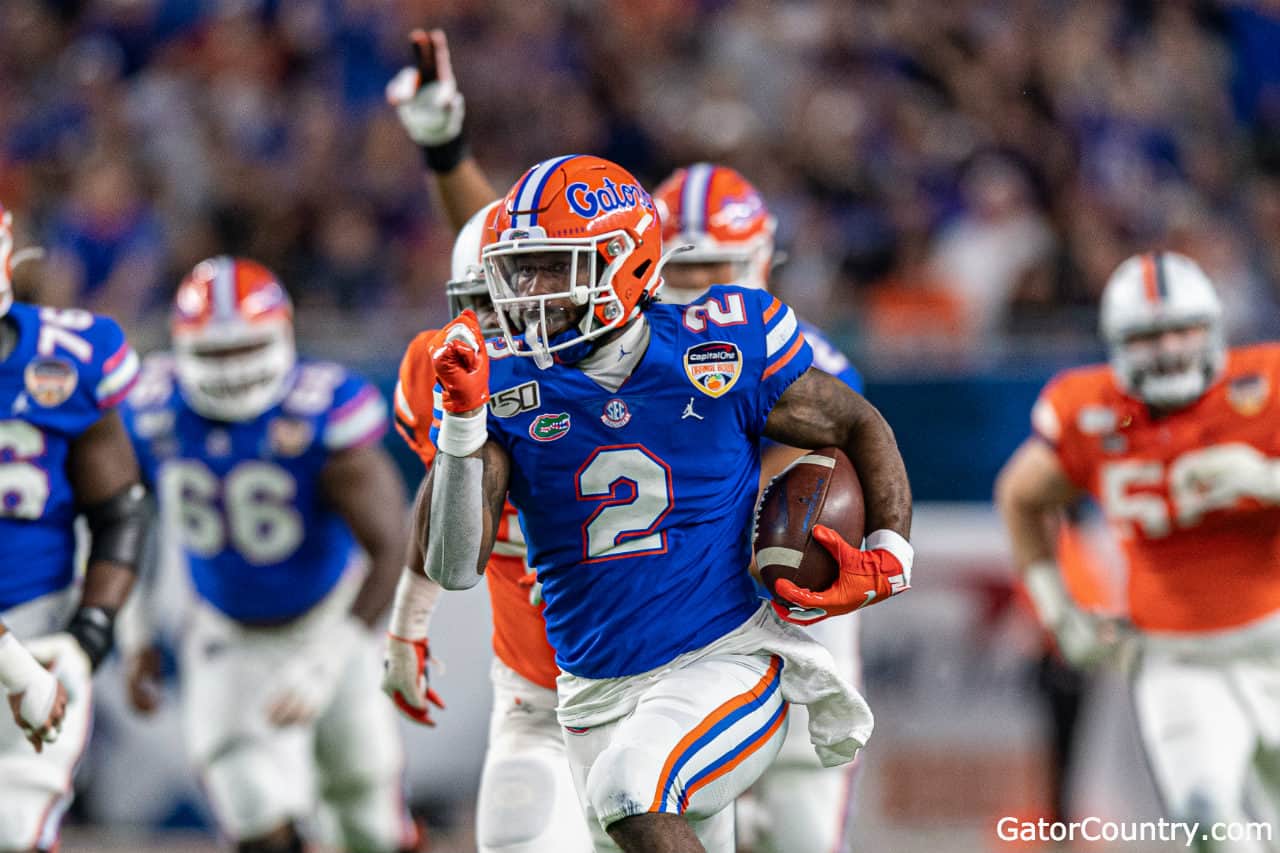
[4, 2, 1280, 848]
[3, 0, 1280, 369]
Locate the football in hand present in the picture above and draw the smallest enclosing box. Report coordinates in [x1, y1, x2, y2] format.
[753, 447, 865, 597]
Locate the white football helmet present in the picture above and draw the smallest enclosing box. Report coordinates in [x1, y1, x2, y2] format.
[1100, 251, 1225, 408]
[171, 256, 296, 422]
[446, 200, 502, 334]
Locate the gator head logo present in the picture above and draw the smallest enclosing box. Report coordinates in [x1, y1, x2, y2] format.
[529, 412, 571, 442]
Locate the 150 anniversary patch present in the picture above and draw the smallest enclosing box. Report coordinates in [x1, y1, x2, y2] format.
[684, 341, 742, 398]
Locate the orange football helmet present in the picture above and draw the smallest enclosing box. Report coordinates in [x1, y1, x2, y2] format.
[653, 163, 776, 302]
[172, 256, 296, 421]
[482, 155, 664, 366]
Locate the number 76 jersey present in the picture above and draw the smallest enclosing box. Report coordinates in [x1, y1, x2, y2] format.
[0, 303, 139, 610]
[1032, 343, 1280, 634]
[437, 285, 814, 680]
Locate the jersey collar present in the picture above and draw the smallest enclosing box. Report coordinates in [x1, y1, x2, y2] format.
[578, 317, 650, 393]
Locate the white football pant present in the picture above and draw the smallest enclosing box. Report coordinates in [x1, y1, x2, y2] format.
[477, 660, 593, 853]
[182, 582, 413, 851]
[563, 652, 789, 853]
[1133, 620, 1280, 853]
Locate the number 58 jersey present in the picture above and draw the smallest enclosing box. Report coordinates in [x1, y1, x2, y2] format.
[441, 286, 813, 679]
[122, 355, 388, 623]
[0, 303, 139, 610]
[1033, 343, 1280, 634]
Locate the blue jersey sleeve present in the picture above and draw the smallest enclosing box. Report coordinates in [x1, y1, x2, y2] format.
[743, 289, 813, 434]
[320, 370, 388, 452]
[118, 354, 178, 488]
[798, 319, 862, 393]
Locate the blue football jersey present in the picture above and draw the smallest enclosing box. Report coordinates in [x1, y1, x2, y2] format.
[435, 286, 814, 678]
[122, 356, 388, 623]
[0, 303, 140, 610]
[798, 319, 862, 394]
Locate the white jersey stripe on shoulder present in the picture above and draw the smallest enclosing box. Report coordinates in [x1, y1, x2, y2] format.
[212, 256, 237, 322]
[96, 348, 140, 403]
[765, 307, 798, 357]
[324, 394, 386, 449]
[394, 381, 416, 425]
[681, 163, 714, 235]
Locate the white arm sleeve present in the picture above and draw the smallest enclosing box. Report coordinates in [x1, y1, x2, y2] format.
[425, 452, 486, 590]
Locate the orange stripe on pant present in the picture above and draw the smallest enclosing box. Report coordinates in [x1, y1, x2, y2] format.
[648, 655, 784, 813]
[678, 702, 789, 812]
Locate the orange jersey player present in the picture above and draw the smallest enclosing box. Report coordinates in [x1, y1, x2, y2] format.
[393, 325, 559, 691]
[1034, 344, 1280, 634]
[380, 200, 592, 853]
[997, 251, 1280, 849]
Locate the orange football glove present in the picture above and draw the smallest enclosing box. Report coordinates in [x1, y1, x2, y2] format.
[430, 310, 490, 414]
[383, 634, 446, 726]
[772, 526, 912, 625]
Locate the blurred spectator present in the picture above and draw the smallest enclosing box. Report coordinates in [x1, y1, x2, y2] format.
[41, 151, 166, 321]
[0, 0, 1277, 356]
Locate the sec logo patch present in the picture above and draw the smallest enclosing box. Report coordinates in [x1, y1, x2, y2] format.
[684, 341, 741, 398]
[24, 357, 79, 407]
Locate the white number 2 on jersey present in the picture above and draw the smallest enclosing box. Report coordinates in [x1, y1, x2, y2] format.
[576, 446, 673, 562]
[0, 421, 50, 520]
[160, 460, 304, 565]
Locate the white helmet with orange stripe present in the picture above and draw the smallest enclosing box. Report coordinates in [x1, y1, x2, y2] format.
[1100, 251, 1225, 408]
[171, 256, 296, 421]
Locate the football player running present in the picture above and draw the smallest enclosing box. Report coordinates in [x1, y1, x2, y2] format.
[0, 204, 147, 852]
[385, 201, 594, 853]
[996, 252, 1280, 852]
[653, 163, 866, 853]
[400, 154, 912, 853]
[120, 258, 421, 853]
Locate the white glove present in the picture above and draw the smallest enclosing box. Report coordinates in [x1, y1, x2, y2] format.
[385, 29, 466, 148]
[1024, 561, 1128, 668]
[383, 633, 445, 726]
[264, 616, 366, 727]
[382, 569, 446, 725]
[1172, 443, 1280, 507]
[1, 632, 80, 750]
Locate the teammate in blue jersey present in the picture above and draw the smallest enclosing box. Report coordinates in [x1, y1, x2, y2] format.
[120, 257, 422, 853]
[396, 155, 913, 853]
[0, 204, 148, 852]
[652, 163, 868, 853]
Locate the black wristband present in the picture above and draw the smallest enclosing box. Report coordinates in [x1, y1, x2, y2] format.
[67, 606, 116, 671]
[421, 131, 469, 175]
